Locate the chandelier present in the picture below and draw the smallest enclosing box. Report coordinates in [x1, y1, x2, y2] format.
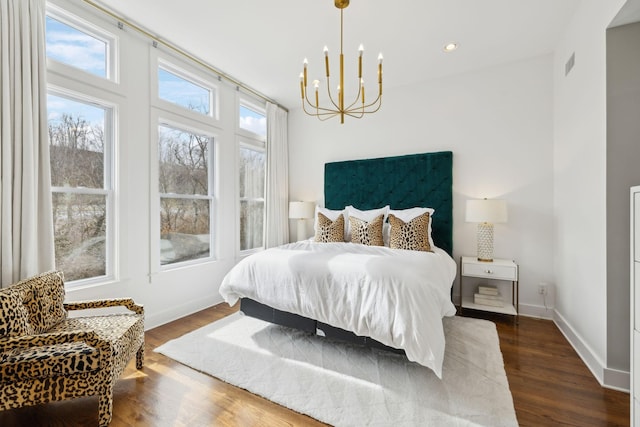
[299, 0, 383, 124]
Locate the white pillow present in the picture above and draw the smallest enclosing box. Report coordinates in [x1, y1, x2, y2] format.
[345, 205, 390, 241]
[388, 207, 436, 248]
[314, 206, 348, 240]
[383, 223, 391, 246]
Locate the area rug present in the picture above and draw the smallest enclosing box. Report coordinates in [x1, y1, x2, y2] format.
[155, 313, 518, 427]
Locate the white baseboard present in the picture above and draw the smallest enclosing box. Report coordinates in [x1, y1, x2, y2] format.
[145, 295, 224, 330]
[603, 367, 631, 392]
[518, 303, 554, 319]
[553, 309, 630, 392]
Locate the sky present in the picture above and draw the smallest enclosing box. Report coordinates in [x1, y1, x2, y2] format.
[46, 15, 266, 138]
[46, 16, 106, 78]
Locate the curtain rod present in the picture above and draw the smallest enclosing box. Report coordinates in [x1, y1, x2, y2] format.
[82, 0, 288, 113]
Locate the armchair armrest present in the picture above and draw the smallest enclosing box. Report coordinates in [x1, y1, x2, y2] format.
[0, 330, 109, 354]
[64, 298, 144, 315]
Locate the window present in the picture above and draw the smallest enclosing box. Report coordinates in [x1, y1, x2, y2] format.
[46, 5, 117, 286]
[48, 93, 113, 282]
[158, 65, 213, 116]
[239, 145, 265, 251]
[239, 104, 266, 137]
[153, 57, 218, 268]
[45, 11, 114, 80]
[158, 124, 213, 265]
[238, 99, 266, 252]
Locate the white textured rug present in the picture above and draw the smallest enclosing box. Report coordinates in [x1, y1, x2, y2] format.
[155, 313, 518, 427]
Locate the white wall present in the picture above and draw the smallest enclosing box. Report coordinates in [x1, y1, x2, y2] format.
[607, 21, 640, 376]
[552, 0, 627, 389]
[289, 54, 555, 317]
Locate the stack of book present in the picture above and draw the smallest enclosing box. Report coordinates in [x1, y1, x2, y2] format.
[474, 284, 504, 307]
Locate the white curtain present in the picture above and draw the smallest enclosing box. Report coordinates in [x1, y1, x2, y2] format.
[264, 102, 289, 248]
[0, 0, 55, 287]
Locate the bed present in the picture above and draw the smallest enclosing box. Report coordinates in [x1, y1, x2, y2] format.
[220, 151, 456, 377]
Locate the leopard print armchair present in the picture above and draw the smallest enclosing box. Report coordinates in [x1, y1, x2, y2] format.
[0, 271, 144, 426]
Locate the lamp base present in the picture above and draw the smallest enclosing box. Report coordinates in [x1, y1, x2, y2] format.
[477, 222, 494, 262]
[297, 219, 307, 242]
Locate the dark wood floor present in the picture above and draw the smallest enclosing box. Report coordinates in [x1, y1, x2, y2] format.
[0, 303, 630, 426]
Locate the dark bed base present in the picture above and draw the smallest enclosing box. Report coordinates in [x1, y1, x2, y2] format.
[240, 298, 405, 355]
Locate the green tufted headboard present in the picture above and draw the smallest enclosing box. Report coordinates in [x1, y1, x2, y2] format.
[324, 151, 453, 255]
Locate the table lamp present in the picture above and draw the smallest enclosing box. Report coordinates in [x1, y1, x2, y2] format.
[465, 198, 507, 262]
[289, 201, 315, 241]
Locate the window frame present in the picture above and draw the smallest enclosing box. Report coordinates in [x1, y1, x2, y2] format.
[237, 98, 267, 142]
[238, 141, 266, 255]
[151, 118, 217, 271]
[236, 95, 267, 256]
[46, 3, 119, 83]
[47, 85, 117, 287]
[154, 57, 219, 123]
[150, 51, 221, 271]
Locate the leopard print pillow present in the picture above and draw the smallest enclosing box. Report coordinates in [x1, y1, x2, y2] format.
[13, 271, 67, 334]
[314, 212, 345, 243]
[388, 212, 432, 252]
[0, 290, 31, 338]
[349, 214, 384, 246]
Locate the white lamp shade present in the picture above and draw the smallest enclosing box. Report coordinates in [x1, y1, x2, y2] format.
[289, 201, 315, 219]
[466, 199, 507, 224]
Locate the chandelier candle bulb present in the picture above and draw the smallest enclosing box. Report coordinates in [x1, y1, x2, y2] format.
[303, 58, 308, 87]
[324, 46, 330, 77]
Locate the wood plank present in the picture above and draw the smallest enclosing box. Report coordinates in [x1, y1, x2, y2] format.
[0, 304, 629, 426]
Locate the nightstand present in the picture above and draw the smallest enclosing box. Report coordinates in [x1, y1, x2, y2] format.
[459, 256, 519, 316]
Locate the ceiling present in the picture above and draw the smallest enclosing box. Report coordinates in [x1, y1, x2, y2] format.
[97, 0, 584, 109]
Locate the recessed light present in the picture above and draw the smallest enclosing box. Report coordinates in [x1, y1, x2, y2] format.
[443, 42, 459, 52]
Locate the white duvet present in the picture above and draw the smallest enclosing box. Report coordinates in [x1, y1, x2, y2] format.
[219, 240, 457, 378]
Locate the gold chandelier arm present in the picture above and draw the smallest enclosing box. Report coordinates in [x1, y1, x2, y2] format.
[344, 93, 382, 116]
[361, 95, 382, 110]
[317, 112, 341, 121]
[344, 81, 364, 111]
[303, 102, 347, 114]
[303, 87, 317, 109]
[360, 84, 383, 109]
[344, 110, 365, 119]
[345, 100, 382, 117]
[324, 76, 341, 111]
[302, 107, 341, 120]
[301, 98, 343, 116]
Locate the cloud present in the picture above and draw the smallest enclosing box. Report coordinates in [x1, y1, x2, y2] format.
[46, 25, 106, 76]
[158, 78, 211, 114]
[240, 115, 267, 136]
[47, 95, 105, 127]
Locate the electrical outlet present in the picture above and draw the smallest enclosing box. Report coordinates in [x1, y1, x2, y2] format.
[538, 284, 548, 295]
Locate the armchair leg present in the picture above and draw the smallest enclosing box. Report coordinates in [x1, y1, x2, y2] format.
[98, 388, 113, 427]
[136, 342, 144, 369]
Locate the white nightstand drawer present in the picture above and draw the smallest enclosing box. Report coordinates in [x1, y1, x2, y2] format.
[462, 261, 517, 281]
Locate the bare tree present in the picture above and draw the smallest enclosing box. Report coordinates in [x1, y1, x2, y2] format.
[158, 127, 210, 237]
[49, 113, 106, 281]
